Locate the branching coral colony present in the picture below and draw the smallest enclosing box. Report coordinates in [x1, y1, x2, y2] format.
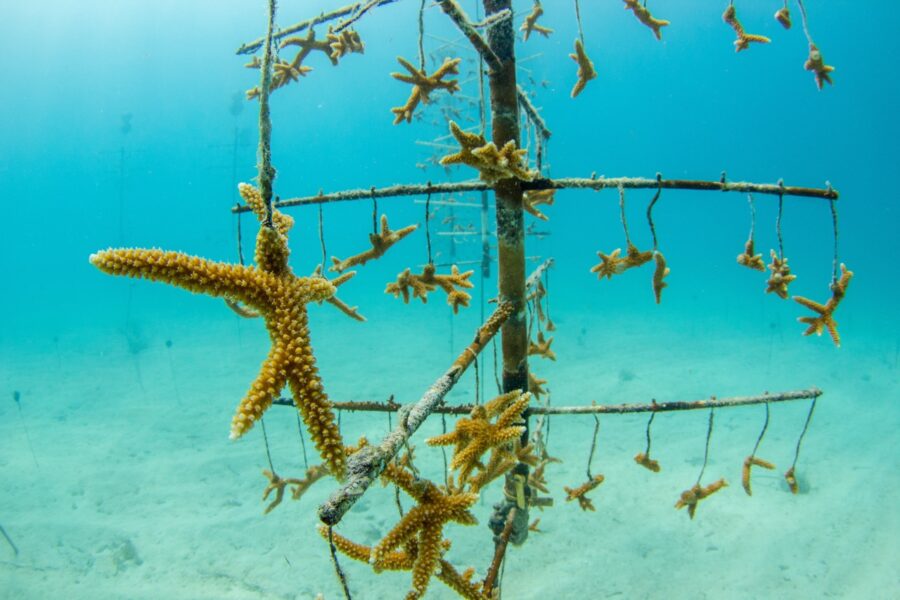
[89, 0, 850, 598]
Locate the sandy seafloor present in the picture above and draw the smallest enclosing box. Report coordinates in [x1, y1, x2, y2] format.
[1, 289, 897, 599]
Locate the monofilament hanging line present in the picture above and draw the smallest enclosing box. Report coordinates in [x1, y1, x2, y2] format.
[829, 193, 840, 285]
[750, 401, 771, 458]
[573, 0, 586, 44]
[646, 173, 663, 251]
[295, 412, 309, 470]
[796, 0, 814, 44]
[619, 183, 633, 247]
[318, 204, 327, 274]
[745, 193, 757, 242]
[424, 188, 434, 264]
[235, 206, 246, 265]
[417, 0, 426, 71]
[370, 187, 378, 235]
[790, 397, 817, 472]
[776, 180, 786, 259]
[643, 411, 657, 457]
[585, 413, 601, 480]
[327, 525, 353, 600]
[696, 407, 716, 485]
[259, 416, 275, 472]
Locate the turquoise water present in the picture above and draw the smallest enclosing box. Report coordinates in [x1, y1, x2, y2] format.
[1, 1, 897, 598]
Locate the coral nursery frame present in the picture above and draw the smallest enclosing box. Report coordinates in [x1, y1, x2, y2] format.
[91, 1, 848, 598]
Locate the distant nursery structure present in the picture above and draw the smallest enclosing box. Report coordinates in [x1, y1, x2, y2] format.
[90, 1, 849, 598]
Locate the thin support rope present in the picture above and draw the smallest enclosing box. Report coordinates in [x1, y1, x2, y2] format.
[619, 184, 632, 247]
[371, 188, 378, 235]
[646, 174, 663, 251]
[425, 189, 434, 264]
[790, 398, 817, 471]
[829, 196, 840, 285]
[327, 525, 353, 600]
[417, 0, 426, 71]
[746, 193, 757, 241]
[776, 181, 786, 258]
[318, 204, 327, 274]
[643, 411, 656, 456]
[574, 0, 585, 44]
[750, 402, 771, 458]
[235, 209, 246, 265]
[296, 412, 309, 470]
[696, 407, 715, 485]
[260, 417, 275, 472]
[585, 413, 600, 480]
[492, 337, 502, 394]
[796, 0, 813, 44]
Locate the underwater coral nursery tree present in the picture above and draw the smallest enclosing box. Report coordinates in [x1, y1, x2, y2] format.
[90, 0, 848, 598]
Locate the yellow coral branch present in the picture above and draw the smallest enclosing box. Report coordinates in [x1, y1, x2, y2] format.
[564, 474, 605, 511]
[569, 39, 597, 98]
[439, 121, 536, 183]
[741, 455, 775, 496]
[623, 0, 670, 40]
[652, 251, 670, 304]
[805, 43, 835, 90]
[766, 250, 797, 299]
[385, 264, 475, 313]
[793, 263, 852, 346]
[737, 238, 765, 271]
[520, 2, 553, 42]
[723, 5, 771, 52]
[391, 56, 461, 124]
[330, 214, 418, 272]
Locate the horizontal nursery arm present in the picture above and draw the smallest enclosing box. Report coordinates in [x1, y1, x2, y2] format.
[317, 259, 553, 526]
[235, 0, 400, 55]
[231, 175, 838, 213]
[276, 388, 822, 416]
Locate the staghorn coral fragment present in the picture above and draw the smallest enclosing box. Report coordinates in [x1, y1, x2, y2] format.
[564, 474, 605, 511]
[439, 120, 537, 183]
[674, 478, 728, 519]
[652, 251, 670, 304]
[741, 455, 776, 496]
[427, 390, 530, 486]
[523, 189, 555, 221]
[591, 248, 626, 280]
[372, 463, 480, 600]
[766, 250, 797, 299]
[737, 238, 766, 271]
[328, 27, 364, 60]
[775, 6, 792, 29]
[569, 39, 597, 98]
[634, 452, 661, 473]
[520, 2, 553, 41]
[90, 183, 346, 477]
[261, 464, 329, 514]
[723, 5, 771, 52]
[330, 214, 418, 272]
[385, 263, 475, 313]
[591, 243, 653, 281]
[391, 56, 461, 124]
[528, 371, 549, 401]
[528, 331, 556, 361]
[321, 528, 486, 600]
[784, 466, 799, 494]
[805, 43, 835, 90]
[623, 0, 670, 40]
[793, 263, 852, 346]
